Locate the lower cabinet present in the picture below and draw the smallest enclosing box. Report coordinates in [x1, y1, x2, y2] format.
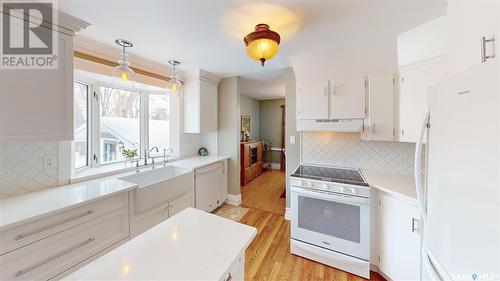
[222, 251, 245, 281]
[130, 191, 194, 237]
[0, 196, 129, 281]
[378, 193, 421, 280]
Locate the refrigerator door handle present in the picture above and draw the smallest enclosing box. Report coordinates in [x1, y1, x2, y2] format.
[422, 246, 453, 281]
[415, 107, 430, 221]
[422, 247, 442, 281]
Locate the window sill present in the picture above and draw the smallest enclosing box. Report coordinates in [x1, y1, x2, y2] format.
[71, 158, 178, 183]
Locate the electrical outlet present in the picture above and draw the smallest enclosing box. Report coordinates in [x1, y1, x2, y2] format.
[289, 135, 296, 144]
[43, 155, 57, 170]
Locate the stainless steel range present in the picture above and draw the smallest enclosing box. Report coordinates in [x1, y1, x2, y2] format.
[290, 164, 370, 278]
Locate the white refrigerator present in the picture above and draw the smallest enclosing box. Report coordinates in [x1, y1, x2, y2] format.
[415, 61, 500, 281]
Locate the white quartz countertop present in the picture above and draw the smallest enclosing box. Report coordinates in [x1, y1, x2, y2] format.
[173, 155, 229, 170]
[0, 155, 229, 230]
[64, 207, 257, 281]
[0, 178, 136, 231]
[361, 170, 418, 205]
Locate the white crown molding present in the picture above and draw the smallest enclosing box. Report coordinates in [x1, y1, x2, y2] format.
[183, 69, 221, 85]
[0, 5, 90, 36]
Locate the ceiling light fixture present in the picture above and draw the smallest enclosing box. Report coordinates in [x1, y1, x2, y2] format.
[113, 39, 134, 82]
[244, 24, 281, 66]
[168, 60, 183, 97]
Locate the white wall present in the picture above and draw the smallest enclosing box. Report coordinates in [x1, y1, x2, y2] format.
[218, 77, 241, 196]
[284, 68, 299, 207]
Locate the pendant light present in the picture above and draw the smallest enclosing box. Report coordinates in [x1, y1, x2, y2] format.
[113, 39, 134, 82]
[168, 60, 183, 97]
[244, 24, 281, 66]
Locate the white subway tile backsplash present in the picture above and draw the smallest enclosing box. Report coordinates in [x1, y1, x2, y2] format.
[302, 132, 417, 175]
[0, 142, 59, 198]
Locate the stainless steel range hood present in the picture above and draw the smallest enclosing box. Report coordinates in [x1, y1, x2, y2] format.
[296, 119, 364, 132]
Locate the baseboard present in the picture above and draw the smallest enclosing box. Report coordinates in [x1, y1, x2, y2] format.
[284, 207, 291, 220]
[270, 163, 281, 170]
[226, 193, 242, 206]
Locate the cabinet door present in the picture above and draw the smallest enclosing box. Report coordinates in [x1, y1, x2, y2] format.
[379, 194, 421, 281]
[0, 32, 73, 143]
[330, 76, 366, 119]
[199, 80, 218, 133]
[297, 81, 329, 120]
[398, 59, 446, 142]
[363, 73, 394, 141]
[195, 163, 223, 212]
[168, 191, 194, 217]
[446, 1, 500, 75]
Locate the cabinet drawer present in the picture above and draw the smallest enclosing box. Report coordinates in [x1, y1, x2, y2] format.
[0, 192, 128, 255]
[0, 207, 129, 281]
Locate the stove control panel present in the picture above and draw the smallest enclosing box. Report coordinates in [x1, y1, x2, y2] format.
[290, 178, 370, 198]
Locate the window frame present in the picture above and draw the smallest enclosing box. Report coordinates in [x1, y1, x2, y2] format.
[72, 78, 175, 173]
[73, 80, 92, 171]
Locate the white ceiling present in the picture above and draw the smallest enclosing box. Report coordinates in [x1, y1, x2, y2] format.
[60, 1, 446, 86]
[239, 68, 289, 100]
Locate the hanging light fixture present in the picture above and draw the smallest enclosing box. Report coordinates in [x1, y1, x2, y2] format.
[168, 60, 183, 97]
[113, 39, 134, 82]
[243, 24, 281, 66]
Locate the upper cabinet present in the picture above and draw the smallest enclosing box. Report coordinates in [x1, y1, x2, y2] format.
[330, 76, 366, 119]
[397, 16, 447, 67]
[296, 80, 329, 120]
[0, 11, 89, 143]
[183, 73, 219, 134]
[395, 16, 447, 143]
[362, 72, 395, 142]
[446, 1, 500, 75]
[397, 60, 447, 142]
[296, 76, 366, 132]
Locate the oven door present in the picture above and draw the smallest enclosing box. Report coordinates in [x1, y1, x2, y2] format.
[291, 186, 370, 260]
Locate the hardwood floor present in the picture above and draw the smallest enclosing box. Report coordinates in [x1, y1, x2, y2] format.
[238, 208, 385, 281]
[241, 170, 286, 216]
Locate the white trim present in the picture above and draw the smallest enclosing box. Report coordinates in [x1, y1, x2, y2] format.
[226, 194, 242, 206]
[270, 163, 281, 170]
[285, 207, 291, 220]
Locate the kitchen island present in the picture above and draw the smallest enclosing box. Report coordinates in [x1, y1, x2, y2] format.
[63, 207, 256, 281]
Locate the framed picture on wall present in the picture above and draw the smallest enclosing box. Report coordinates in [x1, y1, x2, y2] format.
[241, 115, 251, 141]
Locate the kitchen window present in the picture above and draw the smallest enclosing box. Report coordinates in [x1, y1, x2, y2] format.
[72, 77, 178, 172]
[74, 82, 89, 169]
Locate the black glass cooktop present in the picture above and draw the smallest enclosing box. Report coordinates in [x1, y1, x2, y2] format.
[291, 165, 368, 187]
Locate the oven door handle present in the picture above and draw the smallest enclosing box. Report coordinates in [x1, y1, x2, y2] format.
[291, 186, 370, 205]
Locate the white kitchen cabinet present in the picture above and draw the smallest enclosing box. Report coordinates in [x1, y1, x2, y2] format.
[330, 76, 366, 119]
[183, 78, 218, 133]
[0, 193, 129, 281]
[130, 190, 195, 237]
[168, 191, 194, 217]
[378, 193, 421, 281]
[446, 1, 500, 75]
[397, 59, 447, 142]
[195, 162, 224, 212]
[362, 73, 395, 141]
[0, 12, 88, 143]
[296, 80, 330, 120]
[397, 16, 447, 67]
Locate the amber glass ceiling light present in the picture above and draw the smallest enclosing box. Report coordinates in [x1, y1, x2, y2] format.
[113, 39, 134, 82]
[244, 24, 280, 66]
[168, 60, 183, 97]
